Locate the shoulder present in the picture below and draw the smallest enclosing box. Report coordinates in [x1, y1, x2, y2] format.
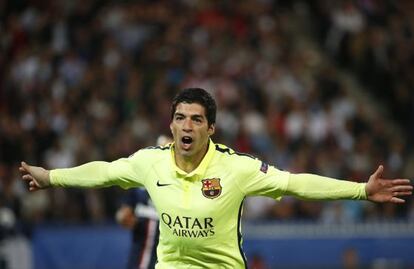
[214, 143, 257, 160]
[213, 143, 261, 172]
[128, 144, 171, 162]
[141, 143, 172, 153]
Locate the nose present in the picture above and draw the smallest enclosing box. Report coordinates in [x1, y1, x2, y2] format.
[182, 118, 193, 132]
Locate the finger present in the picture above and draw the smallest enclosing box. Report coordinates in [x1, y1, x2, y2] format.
[29, 180, 39, 188]
[391, 185, 413, 192]
[22, 174, 34, 181]
[29, 186, 39, 192]
[391, 179, 412, 185]
[29, 181, 40, 191]
[21, 161, 30, 170]
[393, 191, 412, 196]
[20, 162, 32, 174]
[372, 165, 384, 178]
[19, 166, 26, 173]
[390, 197, 405, 203]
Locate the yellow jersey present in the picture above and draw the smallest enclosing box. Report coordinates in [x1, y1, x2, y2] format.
[50, 140, 366, 268]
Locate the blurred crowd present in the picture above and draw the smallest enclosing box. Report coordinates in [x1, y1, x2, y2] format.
[0, 0, 413, 236]
[309, 0, 414, 143]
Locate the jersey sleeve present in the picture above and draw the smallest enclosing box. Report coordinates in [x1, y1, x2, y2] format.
[235, 157, 367, 201]
[235, 157, 290, 200]
[50, 149, 151, 189]
[285, 173, 367, 200]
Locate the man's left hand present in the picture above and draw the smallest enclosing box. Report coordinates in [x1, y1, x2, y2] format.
[366, 165, 412, 203]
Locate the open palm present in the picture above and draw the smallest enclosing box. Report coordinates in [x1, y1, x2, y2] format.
[365, 165, 412, 203]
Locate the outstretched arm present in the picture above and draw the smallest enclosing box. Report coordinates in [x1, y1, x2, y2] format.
[19, 157, 145, 190]
[285, 165, 412, 203]
[19, 161, 115, 190]
[365, 165, 412, 203]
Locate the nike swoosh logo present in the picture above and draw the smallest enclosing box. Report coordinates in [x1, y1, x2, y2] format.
[157, 180, 172, 187]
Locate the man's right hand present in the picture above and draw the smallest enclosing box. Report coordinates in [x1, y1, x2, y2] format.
[19, 161, 51, 191]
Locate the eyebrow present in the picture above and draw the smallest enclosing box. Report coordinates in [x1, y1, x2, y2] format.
[174, 112, 205, 120]
[192, 115, 204, 121]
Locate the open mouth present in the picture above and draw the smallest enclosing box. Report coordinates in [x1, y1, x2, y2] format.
[182, 136, 193, 145]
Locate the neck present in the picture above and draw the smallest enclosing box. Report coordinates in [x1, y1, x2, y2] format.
[175, 143, 209, 173]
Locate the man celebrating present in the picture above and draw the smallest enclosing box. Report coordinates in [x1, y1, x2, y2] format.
[20, 88, 412, 268]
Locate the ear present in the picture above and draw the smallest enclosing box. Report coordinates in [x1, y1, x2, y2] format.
[169, 123, 173, 134]
[208, 124, 215, 136]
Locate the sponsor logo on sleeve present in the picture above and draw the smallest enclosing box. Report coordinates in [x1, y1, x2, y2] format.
[260, 161, 268, 173]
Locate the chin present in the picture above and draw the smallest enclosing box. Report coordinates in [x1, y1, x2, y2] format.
[180, 150, 194, 158]
[177, 147, 192, 156]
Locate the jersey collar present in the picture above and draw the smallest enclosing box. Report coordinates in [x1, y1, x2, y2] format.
[170, 139, 215, 180]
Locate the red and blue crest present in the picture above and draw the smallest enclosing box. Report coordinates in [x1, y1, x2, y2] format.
[201, 178, 222, 199]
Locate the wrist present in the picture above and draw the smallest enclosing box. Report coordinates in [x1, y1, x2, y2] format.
[362, 183, 368, 200]
[47, 170, 54, 186]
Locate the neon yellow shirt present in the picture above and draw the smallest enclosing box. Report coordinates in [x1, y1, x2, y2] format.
[50, 140, 367, 268]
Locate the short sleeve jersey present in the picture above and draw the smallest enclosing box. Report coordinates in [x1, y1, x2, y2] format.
[102, 140, 290, 268]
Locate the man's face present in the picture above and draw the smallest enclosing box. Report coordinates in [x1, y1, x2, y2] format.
[170, 102, 215, 159]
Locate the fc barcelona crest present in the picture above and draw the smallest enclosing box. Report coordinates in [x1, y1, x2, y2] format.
[201, 178, 222, 199]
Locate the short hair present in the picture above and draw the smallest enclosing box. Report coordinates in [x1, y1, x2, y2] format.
[171, 88, 217, 126]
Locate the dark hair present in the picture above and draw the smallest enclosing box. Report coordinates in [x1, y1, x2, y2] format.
[171, 88, 217, 126]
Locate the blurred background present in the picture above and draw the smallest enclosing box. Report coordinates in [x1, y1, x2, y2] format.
[1, 0, 414, 268]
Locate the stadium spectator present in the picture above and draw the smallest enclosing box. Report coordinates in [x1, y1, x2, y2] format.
[116, 188, 159, 269]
